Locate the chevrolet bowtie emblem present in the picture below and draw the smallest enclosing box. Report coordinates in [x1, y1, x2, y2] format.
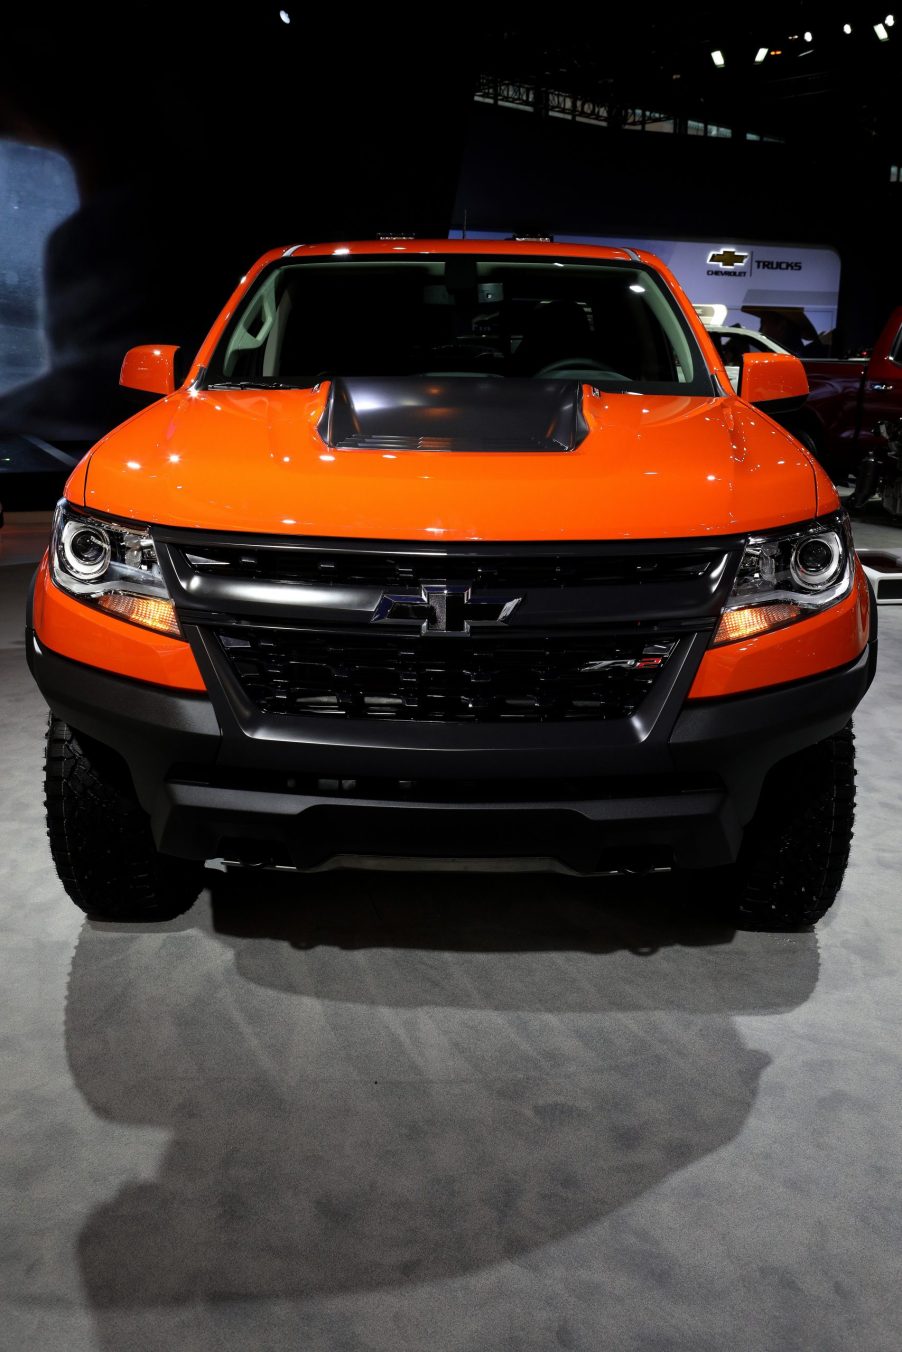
[373, 584, 523, 635]
[708, 248, 749, 268]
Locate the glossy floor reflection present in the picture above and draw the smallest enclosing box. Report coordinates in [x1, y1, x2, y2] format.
[2, 560, 902, 1351]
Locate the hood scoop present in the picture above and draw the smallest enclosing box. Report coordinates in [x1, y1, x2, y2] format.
[318, 376, 587, 452]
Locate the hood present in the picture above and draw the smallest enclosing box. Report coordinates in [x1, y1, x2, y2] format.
[79, 382, 821, 541]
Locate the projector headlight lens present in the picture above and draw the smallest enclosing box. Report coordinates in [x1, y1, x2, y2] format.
[791, 533, 844, 589]
[59, 519, 112, 580]
[50, 500, 180, 638]
[714, 511, 854, 646]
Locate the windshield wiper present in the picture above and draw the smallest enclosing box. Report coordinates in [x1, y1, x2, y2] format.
[205, 379, 301, 390]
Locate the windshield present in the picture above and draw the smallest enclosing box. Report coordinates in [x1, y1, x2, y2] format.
[204, 255, 714, 396]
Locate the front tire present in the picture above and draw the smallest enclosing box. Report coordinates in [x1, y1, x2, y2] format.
[44, 717, 204, 922]
[716, 724, 857, 930]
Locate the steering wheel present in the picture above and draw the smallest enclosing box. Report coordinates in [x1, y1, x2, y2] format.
[533, 356, 629, 380]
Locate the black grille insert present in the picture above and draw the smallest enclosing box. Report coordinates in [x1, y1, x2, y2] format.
[215, 627, 679, 722]
[185, 545, 717, 590]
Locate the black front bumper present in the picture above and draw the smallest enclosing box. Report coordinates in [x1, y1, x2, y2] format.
[26, 609, 877, 873]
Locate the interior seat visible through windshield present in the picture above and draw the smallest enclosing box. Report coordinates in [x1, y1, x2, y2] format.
[205, 254, 714, 397]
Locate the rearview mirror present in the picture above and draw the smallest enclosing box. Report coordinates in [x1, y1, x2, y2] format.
[739, 351, 808, 411]
[120, 344, 181, 396]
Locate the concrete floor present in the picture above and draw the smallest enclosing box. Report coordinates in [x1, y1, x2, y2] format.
[2, 519, 902, 1352]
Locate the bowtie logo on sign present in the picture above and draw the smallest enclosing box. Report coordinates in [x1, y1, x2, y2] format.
[708, 248, 749, 268]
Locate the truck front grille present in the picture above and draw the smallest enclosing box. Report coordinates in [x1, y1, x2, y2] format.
[214, 628, 679, 722]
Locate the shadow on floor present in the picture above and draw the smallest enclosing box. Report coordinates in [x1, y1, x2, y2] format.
[205, 865, 813, 1013]
[63, 867, 819, 1332]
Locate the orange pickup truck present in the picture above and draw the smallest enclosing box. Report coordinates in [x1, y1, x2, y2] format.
[27, 240, 876, 928]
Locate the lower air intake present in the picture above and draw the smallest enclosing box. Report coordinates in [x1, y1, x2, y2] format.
[215, 628, 678, 722]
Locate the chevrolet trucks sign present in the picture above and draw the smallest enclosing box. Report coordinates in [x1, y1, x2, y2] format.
[707, 247, 804, 277]
[580, 236, 839, 338]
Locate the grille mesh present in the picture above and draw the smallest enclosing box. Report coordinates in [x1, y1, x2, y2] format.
[215, 628, 678, 722]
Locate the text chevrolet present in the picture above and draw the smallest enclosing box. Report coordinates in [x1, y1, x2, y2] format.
[27, 241, 877, 927]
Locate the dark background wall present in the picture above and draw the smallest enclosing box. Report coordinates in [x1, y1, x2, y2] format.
[0, 6, 478, 444]
[0, 4, 900, 465]
[454, 104, 900, 352]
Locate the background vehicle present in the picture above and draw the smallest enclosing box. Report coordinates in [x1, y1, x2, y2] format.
[702, 322, 837, 464]
[26, 241, 876, 932]
[848, 417, 902, 515]
[703, 324, 791, 391]
[795, 307, 902, 483]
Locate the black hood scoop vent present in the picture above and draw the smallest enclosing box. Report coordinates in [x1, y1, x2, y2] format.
[318, 377, 588, 453]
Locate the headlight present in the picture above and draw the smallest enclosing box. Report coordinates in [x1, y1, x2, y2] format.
[50, 501, 180, 638]
[714, 510, 854, 646]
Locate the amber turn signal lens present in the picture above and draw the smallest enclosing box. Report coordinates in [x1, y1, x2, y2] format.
[713, 602, 802, 646]
[97, 592, 181, 637]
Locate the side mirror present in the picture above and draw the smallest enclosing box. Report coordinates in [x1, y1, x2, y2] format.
[119, 344, 181, 396]
[739, 351, 808, 411]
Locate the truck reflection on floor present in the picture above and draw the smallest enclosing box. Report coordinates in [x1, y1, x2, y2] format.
[57, 868, 819, 1345]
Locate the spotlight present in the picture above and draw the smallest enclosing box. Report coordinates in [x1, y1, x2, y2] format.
[875, 21, 890, 38]
[279, 8, 291, 21]
[804, 30, 813, 41]
[755, 46, 768, 62]
[843, 23, 852, 33]
[887, 15, 895, 26]
[711, 50, 726, 66]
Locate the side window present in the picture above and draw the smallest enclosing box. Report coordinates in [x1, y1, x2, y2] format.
[714, 331, 747, 364]
[634, 284, 695, 383]
[221, 274, 280, 378]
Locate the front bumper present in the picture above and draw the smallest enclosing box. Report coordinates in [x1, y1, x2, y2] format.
[26, 609, 876, 872]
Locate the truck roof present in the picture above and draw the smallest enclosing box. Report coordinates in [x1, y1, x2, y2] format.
[274, 239, 650, 264]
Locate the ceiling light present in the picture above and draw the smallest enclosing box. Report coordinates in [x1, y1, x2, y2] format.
[875, 21, 890, 38]
[843, 23, 852, 33]
[804, 30, 813, 40]
[711, 50, 725, 67]
[755, 46, 768, 62]
[278, 8, 290, 21]
[887, 15, 895, 26]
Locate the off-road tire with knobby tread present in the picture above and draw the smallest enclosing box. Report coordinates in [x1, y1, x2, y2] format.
[711, 722, 857, 930]
[44, 717, 204, 921]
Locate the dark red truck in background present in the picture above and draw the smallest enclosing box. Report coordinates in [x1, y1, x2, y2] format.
[791, 307, 902, 485]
